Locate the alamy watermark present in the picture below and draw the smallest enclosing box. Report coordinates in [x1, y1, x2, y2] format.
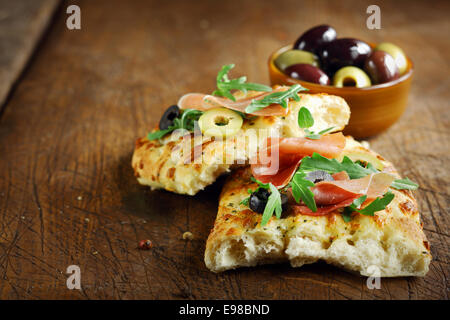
[66, 265, 81, 290]
[366, 265, 381, 289]
[66, 5, 81, 30]
[366, 5, 381, 30]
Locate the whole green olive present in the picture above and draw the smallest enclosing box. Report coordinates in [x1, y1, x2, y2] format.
[364, 50, 400, 84]
[375, 42, 408, 75]
[332, 66, 371, 88]
[274, 49, 320, 71]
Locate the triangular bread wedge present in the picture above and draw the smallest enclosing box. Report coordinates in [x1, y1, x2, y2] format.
[204, 137, 431, 277]
[132, 93, 350, 195]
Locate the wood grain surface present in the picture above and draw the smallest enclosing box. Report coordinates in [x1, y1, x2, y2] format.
[0, 0, 448, 300]
[0, 0, 59, 108]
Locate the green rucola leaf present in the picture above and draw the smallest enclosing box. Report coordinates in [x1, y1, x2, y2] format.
[147, 127, 175, 140]
[300, 153, 377, 179]
[245, 84, 307, 113]
[298, 106, 314, 128]
[291, 172, 317, 212]
[342, 208, 353, 222]
[213, 64, 271, 102]
[357, 192, 395, 216]
[391, 178, 419, 190]
[260, 183, 282, 226]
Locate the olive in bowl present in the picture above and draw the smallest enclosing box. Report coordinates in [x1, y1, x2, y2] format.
[333, 66, 371, 88]
[274, 49, 320, 71]
[293, 25, 337, 55]
[375, 42, 408, 75]
[285, 63, 330, 85]
[364, 50, 399, 84]
[268, 44, 414, 138]
[319, 38, 372, 74]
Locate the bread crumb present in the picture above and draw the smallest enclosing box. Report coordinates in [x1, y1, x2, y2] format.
[77, 196, 83, 201]
[182, 231, 194, 240]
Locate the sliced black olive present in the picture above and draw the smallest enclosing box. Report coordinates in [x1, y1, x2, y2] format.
[305, 170, 334, 184]
[249, 188, 270, 213]
[159, 105, 180, 130]
[280, 193, 289, 212]
[249, 189, 289, 215]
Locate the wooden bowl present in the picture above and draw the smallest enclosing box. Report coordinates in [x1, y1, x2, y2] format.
[268, 45, 414, 138]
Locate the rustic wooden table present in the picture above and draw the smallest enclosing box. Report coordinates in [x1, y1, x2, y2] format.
[0, 0, 448, 300]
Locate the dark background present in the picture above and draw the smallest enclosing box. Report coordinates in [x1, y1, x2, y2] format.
[0, 0, 448, 299]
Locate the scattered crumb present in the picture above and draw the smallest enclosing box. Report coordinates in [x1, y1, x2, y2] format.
[21, 216, 25, 220]
[92, 251, 98, 255]
[182, 231, 194, 241]
[138, 239, 153, 250]
[84, 218, 90, 223]
[77, 196, 83, 201]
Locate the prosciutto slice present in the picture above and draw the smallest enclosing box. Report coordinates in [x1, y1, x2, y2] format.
[177, 87, 290, 116]
[251, 133, 346, 187]
[292, 172, 395, 216]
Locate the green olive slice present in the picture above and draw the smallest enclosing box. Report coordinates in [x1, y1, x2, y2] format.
[332, 66, 371, 88]
[198, 107, 243, 138]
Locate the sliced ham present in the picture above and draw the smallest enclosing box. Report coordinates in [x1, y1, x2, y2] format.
[251, 133, 346, 187]
[292, 197, 357, 216]
[292, 172, 395, 216]
[177, 87, 290, 116]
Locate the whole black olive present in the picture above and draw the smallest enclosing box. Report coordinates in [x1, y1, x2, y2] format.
[364, 50, 399, 84]
[305, 170, 334, 184]
[294, 25, 337, 55]
[284, 63, 330, 85]
[319, 38, 372, 75]
[249, 188, 270, 213]
[159, 105, 180, 130]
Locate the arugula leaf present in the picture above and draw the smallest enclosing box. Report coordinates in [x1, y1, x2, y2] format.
[147, 128, 175, 140]
[239, 197, 250, 206]
[300, 153, 377, 179]
[391, 178, 419, 190]
[175, 109, 203, 131]
[298, 107, 314, 128]
[290, 172, 317, 212]
[351, 195, 368, 209]
[341, 193, 393, 222]
[303, 127, 335, 140]
[213, 64, 272, 101]
[250, 177, 270, 189]
[261, 184, 282, 225]
[342, 208, 353, 222]
[147, 109, 203, 140]
[356, 192, 394, 216]
[245, 84, 306, 113]
[318, 127, 336, 135]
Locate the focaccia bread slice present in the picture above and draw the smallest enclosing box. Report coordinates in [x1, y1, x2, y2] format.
[204, 137, 431, 277]
[132, 93, 350, 195]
